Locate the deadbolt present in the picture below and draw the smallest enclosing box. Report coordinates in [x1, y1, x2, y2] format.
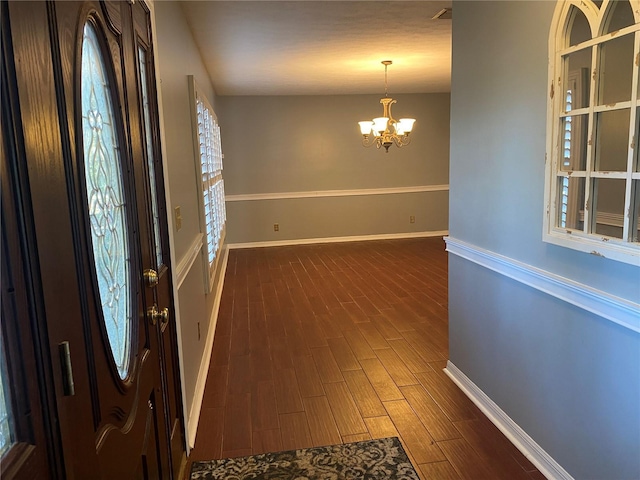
[143, 269, 159, 288]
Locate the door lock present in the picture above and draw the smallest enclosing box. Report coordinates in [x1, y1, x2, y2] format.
[143, 269, 159, 288]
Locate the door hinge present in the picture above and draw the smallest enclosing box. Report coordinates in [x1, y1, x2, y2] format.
[58, 341, 75, 396]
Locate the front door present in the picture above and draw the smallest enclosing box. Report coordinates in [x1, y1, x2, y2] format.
[2, 1, 183, 477]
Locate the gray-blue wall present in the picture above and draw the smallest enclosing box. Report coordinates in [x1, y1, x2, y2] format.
[217, 94, 450, 244]
[449, 1, 640, 478]
[155, 1, 227, 441]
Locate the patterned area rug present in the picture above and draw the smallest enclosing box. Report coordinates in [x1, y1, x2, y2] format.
[190, 436, 420, 479]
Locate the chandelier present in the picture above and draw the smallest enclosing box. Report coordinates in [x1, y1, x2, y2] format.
[358, 60, 416, 153]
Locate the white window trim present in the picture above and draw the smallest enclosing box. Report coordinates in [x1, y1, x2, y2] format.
[188, 76, 226, 292]
[544, 0, 640, 266]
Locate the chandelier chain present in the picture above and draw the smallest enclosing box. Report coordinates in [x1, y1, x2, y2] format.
[384, 63, 388, 97]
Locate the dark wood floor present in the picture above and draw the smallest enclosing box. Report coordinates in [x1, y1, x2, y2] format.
[186, 237, 545, 479]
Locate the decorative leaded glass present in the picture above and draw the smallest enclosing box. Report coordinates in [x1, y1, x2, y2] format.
[0, 330, 14, 458]
[138, 47, 163, 268]
[81, 23, 132, 379]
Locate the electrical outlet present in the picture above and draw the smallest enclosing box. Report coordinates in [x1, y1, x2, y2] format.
[175, 206, 182, 231]
[274, 223, 279, 232]
[410, 215, 415, 224]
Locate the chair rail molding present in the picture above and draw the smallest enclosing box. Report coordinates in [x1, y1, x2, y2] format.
[225, 184, 449, 202]
[175, 233, 204, 289]
[445, 237, 640, 333]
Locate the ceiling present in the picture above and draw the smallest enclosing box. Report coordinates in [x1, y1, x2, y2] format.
[179, 1, 452, 96]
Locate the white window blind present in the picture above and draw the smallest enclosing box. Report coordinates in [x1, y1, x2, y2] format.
[190, 78, 226, 291]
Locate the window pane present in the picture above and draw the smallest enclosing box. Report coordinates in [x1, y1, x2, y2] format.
[557, 176, 585, 230]
[0, 330, 14, 458]
[603, 0, 635, 33]
[196, 94, 225, 273]
[547, 0, 640, 261]
[568, 6, 592, 46]
[636, 107, 640, 172]
[138, 47, 163, 268]
[592, 178, 626, 238]
[632, 180, 640, 242]
[559, 114, 588, 171]
[594, 108, 630, 171]
[598, 33, 634, 105]
[81, 23, 132, 379]
[564, 50, 591, 109]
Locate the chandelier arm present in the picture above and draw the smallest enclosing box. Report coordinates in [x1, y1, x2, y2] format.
[397, 135, 411, 147]
[362, 136, 377, 148]
[388, 134, 411, 148]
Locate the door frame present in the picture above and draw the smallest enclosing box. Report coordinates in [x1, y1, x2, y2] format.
[145, 0, 190, 458]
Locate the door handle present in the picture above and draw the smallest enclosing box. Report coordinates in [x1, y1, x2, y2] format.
[58, 341, 75, 396]
[147, 304, 169, 331]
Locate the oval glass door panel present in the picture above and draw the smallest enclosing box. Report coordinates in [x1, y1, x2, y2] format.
[81, 23, 132, 379]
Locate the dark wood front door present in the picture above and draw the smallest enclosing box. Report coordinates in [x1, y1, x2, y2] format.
[2, 1, 183, 478]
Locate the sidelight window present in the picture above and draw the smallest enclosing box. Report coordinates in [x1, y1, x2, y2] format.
[544, 0, 640, 264]
[138, 46, 164, 269]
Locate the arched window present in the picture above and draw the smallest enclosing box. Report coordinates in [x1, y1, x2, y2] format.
[544, 0, 640, 264]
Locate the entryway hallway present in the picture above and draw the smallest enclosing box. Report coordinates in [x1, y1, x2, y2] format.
[186, 238, 544, 479]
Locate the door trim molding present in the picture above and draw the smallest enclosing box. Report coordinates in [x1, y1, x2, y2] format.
[444, 361, 573, 480]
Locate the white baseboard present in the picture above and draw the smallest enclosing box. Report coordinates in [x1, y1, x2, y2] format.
[228, 230, 449, 249]
[444, 361, 573, 480]
[186, 246, 229, 448]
